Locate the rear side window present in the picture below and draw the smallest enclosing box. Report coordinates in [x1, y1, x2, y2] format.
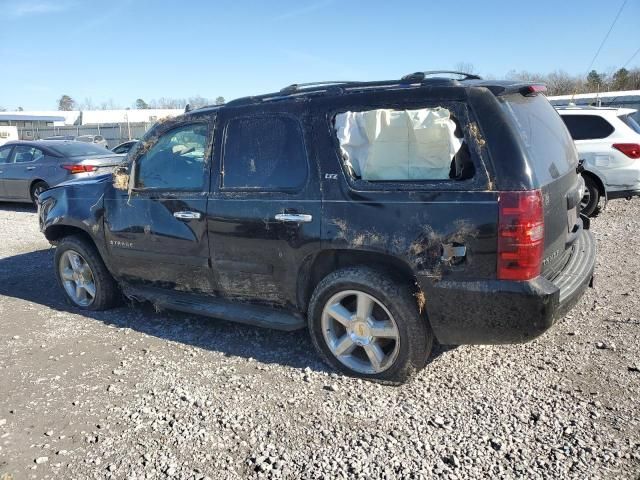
[222, 115, 307, 190]
[619, 114, 640, 134]
[500, 95, 577, 184]
[560, 115, 615, 140]
[12, 146, 45, 163]
[333, 107, 474, 181]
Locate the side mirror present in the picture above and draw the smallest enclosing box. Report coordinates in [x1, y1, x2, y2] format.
[113, 164, 132, 191]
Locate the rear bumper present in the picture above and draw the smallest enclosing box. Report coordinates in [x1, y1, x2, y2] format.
[421, 228, 595, 345]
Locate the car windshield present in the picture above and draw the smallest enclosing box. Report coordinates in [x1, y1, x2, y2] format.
[75, 136, 94, 142]
[619, 114, 640, 134]
[50, 142, 111, 157]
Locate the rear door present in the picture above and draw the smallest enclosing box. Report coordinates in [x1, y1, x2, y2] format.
[3, 145, 49, 200]
[501, 95, 582, 279]
[206, 109, 321, 306]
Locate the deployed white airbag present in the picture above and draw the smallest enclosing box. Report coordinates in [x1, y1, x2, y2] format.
[335, 108, 461, 181]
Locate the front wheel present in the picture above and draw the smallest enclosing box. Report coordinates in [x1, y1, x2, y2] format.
[308, 267, 433, 384]
[54, 235, 120, 310]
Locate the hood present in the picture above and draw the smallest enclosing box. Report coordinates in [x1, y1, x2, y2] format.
[56, 173, 113, 188]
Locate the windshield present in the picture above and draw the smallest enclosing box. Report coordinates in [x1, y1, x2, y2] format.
[619, 114, 640, 134]
[50, 142, 111, 157]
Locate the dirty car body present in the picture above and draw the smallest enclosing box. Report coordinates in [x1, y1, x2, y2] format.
[38, 72, 596, 383]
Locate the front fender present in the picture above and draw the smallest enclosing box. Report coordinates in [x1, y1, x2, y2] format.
[39, 183, 109, 261]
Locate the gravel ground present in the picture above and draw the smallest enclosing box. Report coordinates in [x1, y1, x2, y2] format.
[0, 200, 639, 480]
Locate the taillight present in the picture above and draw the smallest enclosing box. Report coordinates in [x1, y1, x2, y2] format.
[61, 164, 98, 174]
[497, 190, 544, 281]
[612, 143, 640, 159]
[520, 84, 547, 96]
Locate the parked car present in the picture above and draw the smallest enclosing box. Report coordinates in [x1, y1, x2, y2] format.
[38, 72, 596, 383]
[0, 140, 125, 205]
[557, 106, 640, 216]
[43, 135, 76, 141]
[75, 134, 109, 149]
[111, 140, 139, 155]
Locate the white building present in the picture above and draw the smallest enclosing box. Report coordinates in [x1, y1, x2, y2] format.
[1, 109, 184, 126]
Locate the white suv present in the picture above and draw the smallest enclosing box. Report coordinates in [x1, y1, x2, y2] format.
[557, 106, 640, 216]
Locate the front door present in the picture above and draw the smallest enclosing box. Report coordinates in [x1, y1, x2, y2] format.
[207, 110, 321, 307]
[104, 119, 216, 292]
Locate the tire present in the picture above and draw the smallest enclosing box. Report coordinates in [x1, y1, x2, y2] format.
[581, 175, 600, 217]
[30, 181, 49, 206]
[54, 235, 120, 310]
[308, 267, 433, 385]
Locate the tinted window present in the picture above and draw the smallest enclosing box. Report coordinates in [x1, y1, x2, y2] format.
[50, 142, 112, 157]
[500, 95, 577, 184]
[560, 114, 615, 140]
[12, 146, 44, 163]
[619, 114, 640, 134]
[0, 146, 12, 163]
[136, 123, 208, 190]
[223, 115, 307, 190]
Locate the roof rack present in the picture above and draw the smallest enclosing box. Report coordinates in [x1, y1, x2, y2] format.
[279, 81, 355, 94]
[401, 70, 482, 82]
[224, 70, 483, 108]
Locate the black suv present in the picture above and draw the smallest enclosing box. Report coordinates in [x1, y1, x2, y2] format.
[38, 72, 596, 384]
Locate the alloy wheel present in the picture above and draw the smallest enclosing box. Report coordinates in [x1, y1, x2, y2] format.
[59, 250, 97, 307]
[321, 290, 400, 374]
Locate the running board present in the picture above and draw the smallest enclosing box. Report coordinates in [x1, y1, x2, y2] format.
[122, 285, 305, 331]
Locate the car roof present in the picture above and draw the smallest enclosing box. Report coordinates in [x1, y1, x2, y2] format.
[183, 72, 542, 116]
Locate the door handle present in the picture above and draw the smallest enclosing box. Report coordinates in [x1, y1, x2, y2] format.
[173, 211, 202, 220]
[26, 166, 36, 171]
[275, 213, 313, 223]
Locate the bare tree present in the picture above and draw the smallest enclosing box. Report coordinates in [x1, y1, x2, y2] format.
[454, 62, 477, 74]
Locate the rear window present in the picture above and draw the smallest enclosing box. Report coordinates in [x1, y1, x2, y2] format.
[560, 114, 615, 140]
[619, 114, 640, 134]
[500, 95, 577, 184]
[50, 142, 110, 157]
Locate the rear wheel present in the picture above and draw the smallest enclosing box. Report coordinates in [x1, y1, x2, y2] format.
[30, 181, 48, 206]
[581, 175, 600, 217]
[54, 235, 120, 310]
[308, 267, 432, 384]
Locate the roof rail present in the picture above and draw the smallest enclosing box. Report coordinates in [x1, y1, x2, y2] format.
[279, 81, 355, 94]
[401, 70, 482, 82]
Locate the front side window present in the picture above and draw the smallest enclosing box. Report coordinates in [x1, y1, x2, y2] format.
[560, 114, 615, 140]
[0, 146, 12, 163]
[136, 123, 208, 190]
[222, 115, 308, 190]
[333, 107, 473, 181]
[12, 146, 44, 163]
